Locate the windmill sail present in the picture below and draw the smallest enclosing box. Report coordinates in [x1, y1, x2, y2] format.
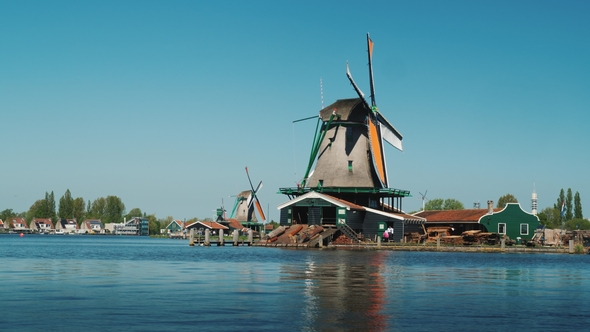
[245, 167, 266, 222]
[306, 34, 403, 190]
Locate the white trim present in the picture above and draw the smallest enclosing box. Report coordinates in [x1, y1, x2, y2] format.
[365, 207, 426, 223]
[277, 191, 350, 210]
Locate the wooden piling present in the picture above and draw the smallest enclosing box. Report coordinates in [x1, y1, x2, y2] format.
[569, 240, 574, 254]
[204, 229, 211, 246]
[233, 230, 239, 246]
[219, 229, 224, 246]
[189, 229, 195, 246]
[248, 229, 253, 246]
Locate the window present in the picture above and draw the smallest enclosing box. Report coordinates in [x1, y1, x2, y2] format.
[346, 126, 353, 142]
[369, 199, 378, 208]
[498, 223, 506, 234]
[520, 223, 529, 235]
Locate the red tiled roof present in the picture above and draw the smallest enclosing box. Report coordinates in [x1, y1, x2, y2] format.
[226, 218, 244, 230]
[33, 218, 54, 228]
[414, 209, 501, 223]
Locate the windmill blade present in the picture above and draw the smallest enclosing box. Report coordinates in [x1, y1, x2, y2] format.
[376, 112, 403, 151]
[367, 33, 376, 107]
[346, 62, 370, 110]
[247, 181, 263, 208]
[254, 198, 266, 221]
[246, 193, 253, 209]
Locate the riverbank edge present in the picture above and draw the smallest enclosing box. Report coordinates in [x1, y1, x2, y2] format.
[253, 242, 584, 254]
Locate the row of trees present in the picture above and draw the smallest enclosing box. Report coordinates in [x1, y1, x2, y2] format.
[424, 194, 519, 211]
[538, 188, 586, 230]
[0, 189, 215, 235]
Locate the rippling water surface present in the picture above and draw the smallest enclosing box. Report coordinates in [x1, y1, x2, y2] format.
[1, 235, 589, 331]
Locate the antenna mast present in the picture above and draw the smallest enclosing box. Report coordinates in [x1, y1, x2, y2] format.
[320, 78, 324, 109]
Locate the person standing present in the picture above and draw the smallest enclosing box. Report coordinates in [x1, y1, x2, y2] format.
[387, 226, 394, 242]
[382, 229, 389, 242]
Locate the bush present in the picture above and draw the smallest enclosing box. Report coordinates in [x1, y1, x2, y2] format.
[574, 244, 585, 254]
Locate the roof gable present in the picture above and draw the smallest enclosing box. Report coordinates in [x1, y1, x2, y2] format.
[185, 221, 229, 230]
[277, 191, 354, 210]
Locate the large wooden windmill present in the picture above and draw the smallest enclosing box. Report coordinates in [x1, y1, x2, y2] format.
[277, 34, 422, 242]
[302, 34, 403, 192]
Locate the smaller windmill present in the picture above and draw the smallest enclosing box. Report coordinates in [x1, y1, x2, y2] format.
[215, 198, 227, 222]
[229, 167, 266, 223]
[419, 190, 428, 211]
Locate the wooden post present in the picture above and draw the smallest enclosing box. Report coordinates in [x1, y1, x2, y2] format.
[189, 228, 195, 246]
[569, 239, 574, 254]
[436, 237, 440, 250]
[219, 229, 224, 246]
[233, 229, 239, 246]
[318, 235, 323, 248]
[204, 229, 211, 246]
[377, 234, 381, 249]
[501, 237, 505, 251]
[248, 229, 253, 246]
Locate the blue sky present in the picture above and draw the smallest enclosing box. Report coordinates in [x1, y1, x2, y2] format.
[2, 0, 589, 221]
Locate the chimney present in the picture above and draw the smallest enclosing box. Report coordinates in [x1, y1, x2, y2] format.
[487, 200, 494, 214]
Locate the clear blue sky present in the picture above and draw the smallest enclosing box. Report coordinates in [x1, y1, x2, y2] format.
[2, 0, 589, 221]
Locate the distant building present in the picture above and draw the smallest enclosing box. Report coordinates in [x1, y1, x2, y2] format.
[166, 220, 184, 234]
[10, 218, 29, 232]
[81, 219, 105, 234]
[112, 217, 149, 236]
[56, 219, 79, 233]
[30, 218, 54, 233]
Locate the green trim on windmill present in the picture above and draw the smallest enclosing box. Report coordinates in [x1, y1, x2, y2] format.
[300, 112, 340, 188]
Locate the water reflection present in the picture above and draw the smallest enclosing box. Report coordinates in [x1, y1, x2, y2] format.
[280, 251, 389, 331]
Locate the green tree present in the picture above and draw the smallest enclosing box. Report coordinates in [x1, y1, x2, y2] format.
[442, 198, 464, 210]
[424, 198, 463, 210]
[566, 188, 573, 220]
[103, 196, 125, 224]
[497, 194, 518, 208]
[89, 197, 107, 219]
[27, 199, 47, 223]
[424, 198, 443, 210]
[125, 208, 143, 220]
[46, 191, 57, 223]
[72, 197, 86, 223]
[564, 218, 590, 231]
[0, 209, 17, 226]
[554, 188, 565, 211]
[146, 214, 159, 235]
[538, 207, 560, 229]
[574, 191, 583, 219]
[58, 189, 74, 219]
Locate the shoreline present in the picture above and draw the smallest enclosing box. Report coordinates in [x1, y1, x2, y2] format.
[254, 241, 584, 254]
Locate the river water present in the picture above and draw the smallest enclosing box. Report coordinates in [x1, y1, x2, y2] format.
[0, 234, 588, 331]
